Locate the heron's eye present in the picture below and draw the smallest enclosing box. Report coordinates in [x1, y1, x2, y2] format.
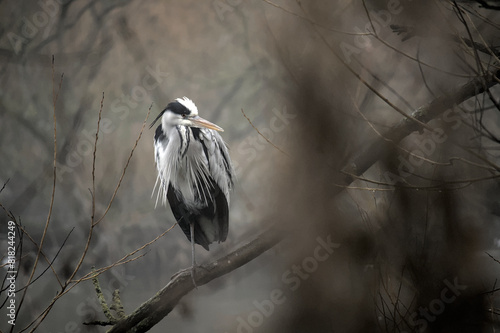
[181, 114, 186, 118]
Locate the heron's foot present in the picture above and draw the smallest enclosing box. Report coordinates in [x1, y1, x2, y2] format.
[170, 266, 195, 280]
[190, 265, 197, 288]
[189, 264, 211, 287]
[171, 265, 206, 288]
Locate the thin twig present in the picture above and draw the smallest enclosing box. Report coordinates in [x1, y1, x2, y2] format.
[17, 56, 63, 331]
[240, 108, 289, 157]
[261, 0, 364, 35]
[486, 252, 500, 265]
[92, 92, 105, 223]
[73, 223, 176, 283]
[361, 0, 377, 38]
[64, 92, 106, 290]
[0, 178, 9, 194]
[94, 103, 152, 226]
[16, 228, 74, 292]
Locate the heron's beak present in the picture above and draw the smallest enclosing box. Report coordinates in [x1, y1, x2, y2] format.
[190, 116, 224, 132]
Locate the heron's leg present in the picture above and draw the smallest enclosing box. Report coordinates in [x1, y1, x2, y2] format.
[190, 221, 197, 288]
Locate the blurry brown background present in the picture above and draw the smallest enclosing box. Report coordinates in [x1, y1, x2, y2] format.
[1, 1, 500, 332]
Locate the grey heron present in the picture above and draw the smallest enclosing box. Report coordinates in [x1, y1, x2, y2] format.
[150, 97, 234, 286]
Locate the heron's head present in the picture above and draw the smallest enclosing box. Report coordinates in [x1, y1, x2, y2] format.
[150, 97, 224, 132]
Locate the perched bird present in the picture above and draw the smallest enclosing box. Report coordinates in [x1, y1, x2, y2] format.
[150, 97, 234, 285]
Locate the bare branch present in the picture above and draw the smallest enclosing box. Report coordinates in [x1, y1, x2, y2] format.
[73, 223, 176, 283]
[241, 108, 289, 156]
[94, 103, 152, 226]
[91, 92, 105, 223]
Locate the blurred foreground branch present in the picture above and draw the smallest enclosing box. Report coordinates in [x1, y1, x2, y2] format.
[343, 69, 500, 182]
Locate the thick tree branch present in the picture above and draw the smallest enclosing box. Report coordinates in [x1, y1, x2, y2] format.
[106, 228, 281, 333]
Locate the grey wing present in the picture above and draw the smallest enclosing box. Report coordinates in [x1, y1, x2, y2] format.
[202, 129, 233, 243]
[201, 129, 234, 203]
